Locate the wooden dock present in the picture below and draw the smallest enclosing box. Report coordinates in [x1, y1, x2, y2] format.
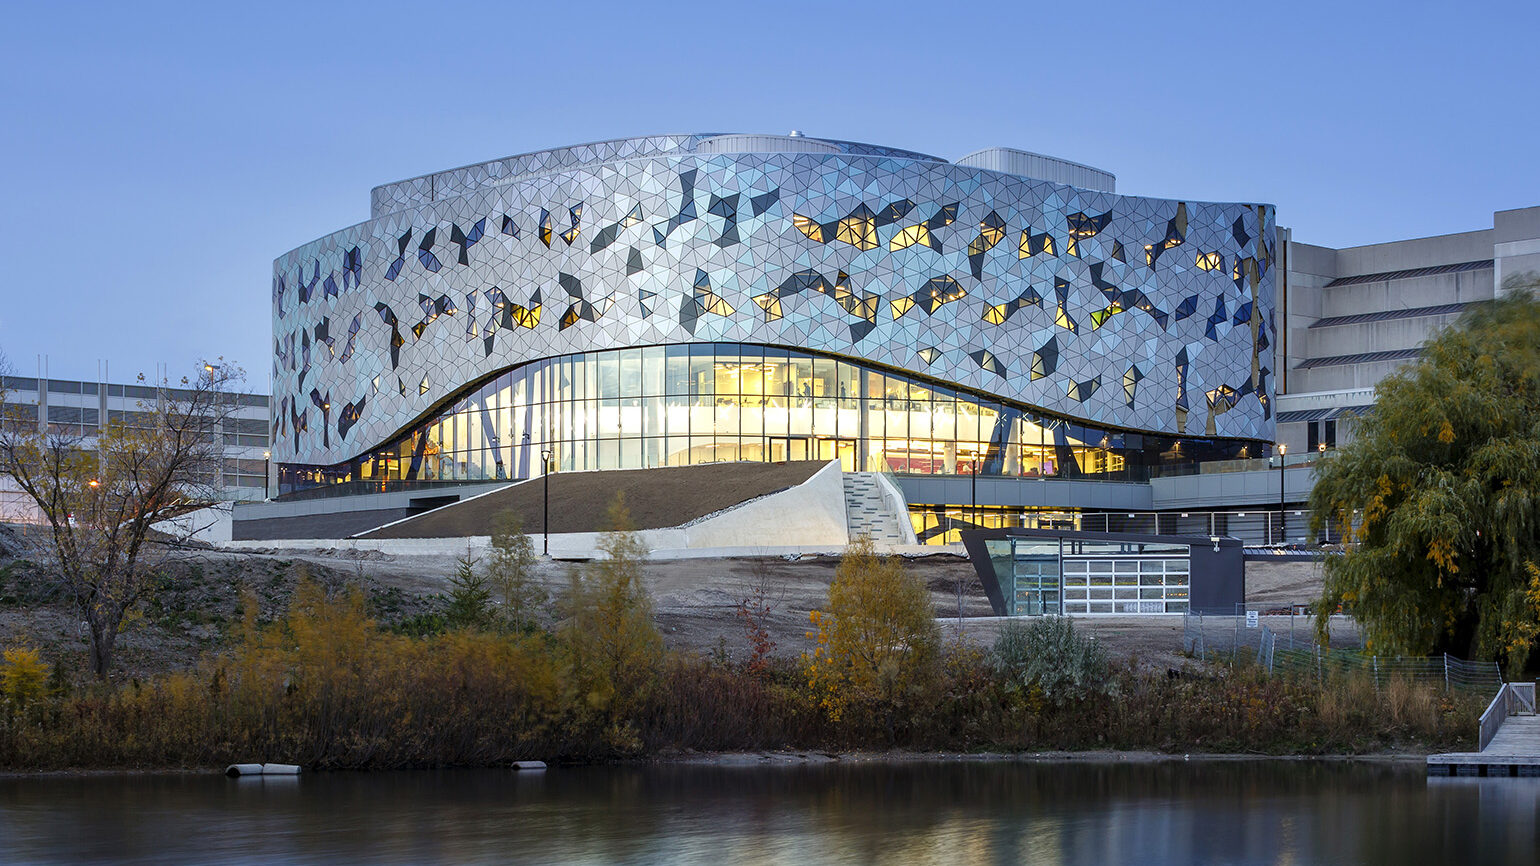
[1429, 682, 1539, 776]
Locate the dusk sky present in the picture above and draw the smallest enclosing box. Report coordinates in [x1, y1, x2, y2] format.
[2, 1, 1537, 387]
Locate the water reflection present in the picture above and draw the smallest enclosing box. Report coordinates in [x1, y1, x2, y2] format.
[1, 761, 1536, 865]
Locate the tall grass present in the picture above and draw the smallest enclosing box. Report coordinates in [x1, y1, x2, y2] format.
[0, 583, 1485, 770]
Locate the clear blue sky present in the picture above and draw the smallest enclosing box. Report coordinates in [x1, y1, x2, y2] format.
[2, 1, 1537, 387]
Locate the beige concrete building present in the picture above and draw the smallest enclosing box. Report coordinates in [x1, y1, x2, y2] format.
[1276, 205, 1540, 454]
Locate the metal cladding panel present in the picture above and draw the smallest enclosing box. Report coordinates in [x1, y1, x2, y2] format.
[274, 143, 1277, 467]
[955, 147, 1116, 193]
[1188, 538, 1246, 613]
[697, 134, 843, 155]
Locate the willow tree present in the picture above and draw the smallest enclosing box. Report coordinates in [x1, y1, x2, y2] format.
[0, 361, 244, 678]
[1310, 289, 1540, 670]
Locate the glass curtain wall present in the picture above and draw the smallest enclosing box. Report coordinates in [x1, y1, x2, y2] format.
[278, 343, 1252, 495]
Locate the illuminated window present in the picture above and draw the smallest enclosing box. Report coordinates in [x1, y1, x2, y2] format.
[1066, 211, 1110, 239]
[981, 287, 1042, 326]
[889, 223, 930, 251]
[878, 199, 914, 225]
[968, 211, 1006, 255]
[1031, 337, 1058, 380]
[1055, 303, 1078, 333]
[892, 276, 967, 319]
[970, 349, 1005, 378]
[277, 341, 1253, 501]
[753, 293, 783, 322]
[792, 214, 826, 243]
[968, 211, 1007, 277]
[561, 204, 583, 245]
[1123, 365, 1143, 407]
[510, 302, 540, 329]
[1018, 230, 1055, 258]
[834, 204, 878, 250]
[690, 269, 736, 318]
[1144, 203, 1188, 268]
[1067, 377, 1100, 402]
[1089, 303, 1123, 330]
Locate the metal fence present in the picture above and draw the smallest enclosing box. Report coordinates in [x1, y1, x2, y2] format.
[1272, 648, 1503, 694]
[1182, 612, 1503, 694]
[1182, 610, 1361, 659]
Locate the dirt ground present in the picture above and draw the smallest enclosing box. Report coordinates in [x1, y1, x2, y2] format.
[1, 520, 1331, 680]
[1245, 560, 1328, 608]
[243, 547, 1333, 671]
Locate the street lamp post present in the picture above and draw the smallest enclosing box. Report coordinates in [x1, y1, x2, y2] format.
[541, 449, 552, 557]
[1277, 443, 1287, 545]
[1317, 441, 1327, 542]
[263, 450, 271, 499]
[970, 452, 978, 529]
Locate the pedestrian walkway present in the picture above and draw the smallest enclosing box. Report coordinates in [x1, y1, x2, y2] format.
[1428, 682, 1539, 776]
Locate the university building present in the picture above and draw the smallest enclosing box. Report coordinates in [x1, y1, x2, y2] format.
[0, 371, 270, 523]
[1276, 205, 1540, 453]
[226, 133, 1540, 567]
[237, 133, 1278, 547]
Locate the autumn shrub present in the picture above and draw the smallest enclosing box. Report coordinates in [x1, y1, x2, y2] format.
[805, 535, 940, 731]
[557, 494, 664, 754]
[0, 565, 1490, 769]
[992, 617, 1109, 706]
[640, 656, 820, 751]
[1, 646, 50, 710]
[917, 641, 1016, 748]
[1379, 673, 1442, 734]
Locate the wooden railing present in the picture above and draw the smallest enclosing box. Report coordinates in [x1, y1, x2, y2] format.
[1478, 682, 1535, 752]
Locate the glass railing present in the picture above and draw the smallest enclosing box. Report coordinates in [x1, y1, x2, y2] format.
[1148, 451, 1332, 479]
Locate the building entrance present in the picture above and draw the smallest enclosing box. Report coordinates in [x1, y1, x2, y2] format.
[816, 437, 857, 471]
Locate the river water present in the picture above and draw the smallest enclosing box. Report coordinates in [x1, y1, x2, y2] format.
[1, 760, 1535, 864]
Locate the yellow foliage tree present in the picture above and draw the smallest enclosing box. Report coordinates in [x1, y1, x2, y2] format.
[226, 572, 566, 767]
[1, 646, 50, 709]
[806, 534, 939, 719]
[559, 493, 663, 747]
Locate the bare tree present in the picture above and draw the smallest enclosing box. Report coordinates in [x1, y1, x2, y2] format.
[0, 358, 245, 679]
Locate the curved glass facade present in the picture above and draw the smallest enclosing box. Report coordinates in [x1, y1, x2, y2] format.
[274, 136, 1275, 476]
[278, 343, 1251, 496]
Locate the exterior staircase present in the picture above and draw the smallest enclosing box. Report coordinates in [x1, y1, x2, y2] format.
[841, 472, 915, 547]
